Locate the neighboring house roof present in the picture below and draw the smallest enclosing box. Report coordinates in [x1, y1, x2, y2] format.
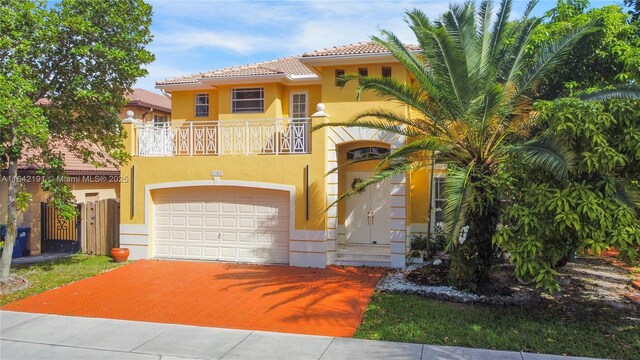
[301, 42, 420, 57]
[156, 42, 420, 87]
[125, 88, 171, 113]
[16, 145, 118, 175]
[156, 57, 316, 86]
[36, 88, 171, 113]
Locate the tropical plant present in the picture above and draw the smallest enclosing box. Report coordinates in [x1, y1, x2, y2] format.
[495, 98, 640, 292]
[315, 0, 594, 291]
[0, 0, 153, 283]
[530, 2, 640, 98]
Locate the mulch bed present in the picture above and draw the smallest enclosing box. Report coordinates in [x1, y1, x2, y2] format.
[391, 255, 640, 312]
[0, 275, 29, 295]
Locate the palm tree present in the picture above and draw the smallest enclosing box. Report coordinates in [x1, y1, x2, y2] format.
[315, 0, 595, 290]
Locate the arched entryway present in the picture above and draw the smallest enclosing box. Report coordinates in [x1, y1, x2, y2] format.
[325, 127, 406, 268]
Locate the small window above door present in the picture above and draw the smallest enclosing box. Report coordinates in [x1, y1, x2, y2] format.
[346, 146, 390, 160]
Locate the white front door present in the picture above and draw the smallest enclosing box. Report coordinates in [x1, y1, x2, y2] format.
[345, 172, 390, 245]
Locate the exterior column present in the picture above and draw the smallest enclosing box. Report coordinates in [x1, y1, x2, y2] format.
[315, 104, 336, 266]
[118, 111, 149, 260]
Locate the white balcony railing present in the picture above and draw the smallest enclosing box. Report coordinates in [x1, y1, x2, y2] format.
[135, 118, 310, 156]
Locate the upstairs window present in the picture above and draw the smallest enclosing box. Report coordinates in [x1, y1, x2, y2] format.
[358, 68, 368, 84]
[195, 93, 209, 117]
[232, 87, 264, 113]
[153, 115, 168, 124]
[335, 69, 345, 86]
[382, 66, 392, 78]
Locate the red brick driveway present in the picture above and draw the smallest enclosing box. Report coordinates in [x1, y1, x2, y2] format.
[2, 260, 382, 337]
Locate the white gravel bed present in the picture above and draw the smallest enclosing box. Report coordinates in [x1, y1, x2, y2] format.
[376, 267, 539, 306]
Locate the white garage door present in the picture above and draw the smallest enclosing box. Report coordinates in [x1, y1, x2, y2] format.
[153, 186, 290, 264]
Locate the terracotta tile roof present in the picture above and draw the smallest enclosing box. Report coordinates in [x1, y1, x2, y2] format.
[17, 144, 118, 174]
[302, 41, 420, 57]
[125, 88, 171, 113]
[157, 57, 316, 86]
[156, 42, 421, 86]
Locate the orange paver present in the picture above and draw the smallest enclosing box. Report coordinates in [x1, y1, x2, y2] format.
[2, 260, 383, 337]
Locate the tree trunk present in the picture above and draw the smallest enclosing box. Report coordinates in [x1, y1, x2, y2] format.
[448, 175, 500, 292]
[0, 159, 18, 282]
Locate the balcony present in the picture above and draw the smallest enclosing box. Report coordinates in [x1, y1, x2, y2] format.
[135, 118, 311, 156]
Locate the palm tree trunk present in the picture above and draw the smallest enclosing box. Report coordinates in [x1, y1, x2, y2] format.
[0, 159, 19, 283]
[448, 174, 499, 291]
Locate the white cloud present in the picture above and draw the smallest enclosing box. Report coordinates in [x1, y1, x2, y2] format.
[135, 62, 194, 90]
[152, 28, 271, 55]
[139, 0, 451, 90]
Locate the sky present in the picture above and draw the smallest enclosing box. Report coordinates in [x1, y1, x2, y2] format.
[137, 0, 623, 92]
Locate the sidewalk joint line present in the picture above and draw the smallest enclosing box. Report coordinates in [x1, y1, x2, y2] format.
[129, 324, 177, 353]
[0, 312, 45, 332]
[316, 336, 335, 360]
[218, 330, 254, 359]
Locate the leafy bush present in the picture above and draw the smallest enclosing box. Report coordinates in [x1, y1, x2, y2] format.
[495, 98, 640, 292]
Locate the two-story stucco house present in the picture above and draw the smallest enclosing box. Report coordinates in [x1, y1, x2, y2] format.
[119, 42, 446, 268]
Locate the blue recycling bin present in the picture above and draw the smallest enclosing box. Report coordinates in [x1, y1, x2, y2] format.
[12, 227, 30, 258]
[0, 224, 6, 239]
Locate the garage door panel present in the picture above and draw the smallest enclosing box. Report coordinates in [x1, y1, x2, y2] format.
[155, 244, 170, 256]
[221, 232, 237, 242]
[171, 216, 187, 227]
[238, 218, 255, 228]
[153, 186, 290, 264]
[188, 217, 203, 227]
[171, 203, 186, 212]
[170, 245, 186, 256]
[204, 203, 220, 212]
[204, 217, 219, 227]
[221, 203, 236, 213]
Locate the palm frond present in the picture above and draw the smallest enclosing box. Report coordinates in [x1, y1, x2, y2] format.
[328, 161, 417, 209]
[325, 155, 390, 175]
[489, 0, 513, 58]
[514, 21, 597, 96]
[376, 137, 450, 170]
[312, 119, 422, 138]
[615, 180, 640, 210]
[516, 136, 576, 179]
[578, 87, 640, 101]
[443, 164, 475, 249]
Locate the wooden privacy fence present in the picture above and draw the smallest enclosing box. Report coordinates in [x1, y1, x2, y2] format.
[80, 199, 120, 255]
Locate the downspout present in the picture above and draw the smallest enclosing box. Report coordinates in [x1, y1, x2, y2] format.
[141, 107, 154, 123]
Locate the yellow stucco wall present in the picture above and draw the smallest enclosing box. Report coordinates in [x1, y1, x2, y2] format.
[124, 61, 444, 239]
[120, 121, 328, 231]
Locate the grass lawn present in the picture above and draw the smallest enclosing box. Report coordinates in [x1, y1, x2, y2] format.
[356, 293, 640, 360]
[0, 254, 126, 306]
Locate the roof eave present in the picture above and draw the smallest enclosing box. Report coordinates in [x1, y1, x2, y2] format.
[157, 73, 321, 91]
[126, 100, 171, 113]
[299, 51, 420, 67]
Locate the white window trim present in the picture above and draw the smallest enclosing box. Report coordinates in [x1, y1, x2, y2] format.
[289, 90, 308, 119]
[231, 87, 264, 114]
[431, 173, 446, 230]
[194, 93, 209, 118]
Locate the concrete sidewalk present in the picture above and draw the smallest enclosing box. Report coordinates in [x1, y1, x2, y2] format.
[0, 311, 601, 360]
